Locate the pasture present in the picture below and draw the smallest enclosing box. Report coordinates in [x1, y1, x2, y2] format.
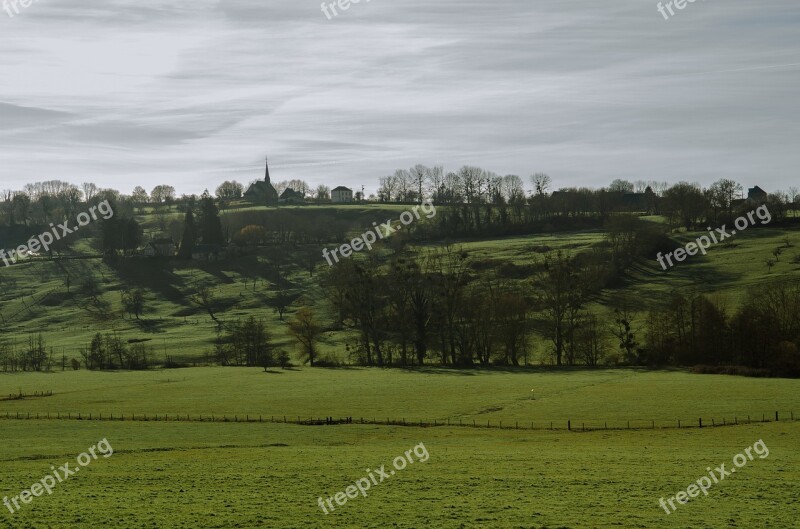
[0, 368, 798, 526]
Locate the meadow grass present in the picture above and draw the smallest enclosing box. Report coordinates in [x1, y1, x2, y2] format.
[0, 419, 797, 528]
[1, 368, 797, 426]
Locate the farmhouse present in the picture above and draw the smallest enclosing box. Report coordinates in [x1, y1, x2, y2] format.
[142, 238, 175, 258]
[192, 244, 224, 261]
[280, 188, 305, 204]
[331, 186, 353, 203]
[748, 186, 768, 203]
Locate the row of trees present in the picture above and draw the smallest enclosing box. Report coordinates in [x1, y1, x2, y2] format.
[316, 241, 800, 373]
[0, 334, 49, 372]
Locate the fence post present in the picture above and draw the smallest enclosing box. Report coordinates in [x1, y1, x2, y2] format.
[699, 418, 702, 428]
[678, 419, 681, 428]
[652, 420, 654, 429]
[776, 411, 779, 421]
[568, 420, 571, 431]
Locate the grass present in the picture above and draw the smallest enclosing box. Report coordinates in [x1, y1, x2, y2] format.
[1, 367, 798, 426]
[0, 418, 797, 528]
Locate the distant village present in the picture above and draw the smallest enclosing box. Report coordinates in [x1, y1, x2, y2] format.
[242, 158, 354, 205]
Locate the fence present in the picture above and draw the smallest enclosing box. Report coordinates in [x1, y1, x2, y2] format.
[0, 410, 796, 431]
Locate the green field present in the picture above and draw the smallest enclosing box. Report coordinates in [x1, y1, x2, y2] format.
[0, 368, 797, 427]
[1, 368, 798, 528]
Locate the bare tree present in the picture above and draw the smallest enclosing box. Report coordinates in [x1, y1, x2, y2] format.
[288, 306, 323, 366]
[531, 173, 551, 196]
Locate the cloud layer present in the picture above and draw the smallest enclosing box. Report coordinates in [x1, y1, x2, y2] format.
[0, 0, 798, 195]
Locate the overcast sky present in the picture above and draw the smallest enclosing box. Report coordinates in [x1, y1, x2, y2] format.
[1, 0, 798, 196]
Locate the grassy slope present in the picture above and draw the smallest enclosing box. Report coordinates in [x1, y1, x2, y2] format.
[2, 206, 800, 365]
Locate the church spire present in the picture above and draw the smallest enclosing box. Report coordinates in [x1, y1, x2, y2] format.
[265, 156, 271, 184]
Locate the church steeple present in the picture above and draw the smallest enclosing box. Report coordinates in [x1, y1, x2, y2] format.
[265, 156, 271, 184]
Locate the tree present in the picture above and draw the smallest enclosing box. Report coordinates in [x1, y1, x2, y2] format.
[662, 182, 707, 230]
[100, 217, 143, 254]
[288, 306, 323, 367]
[177, 209, 196, 259]
[611, 303, 639, 364]
[12, 192, 31, 225]
[409, 164, 431, 203]
[197, 193, 224, 244]
[315, 185, 330, 202]
[121, 289, 145, 319]
[609, 179, 634, 193]
[531, 173, 551, 196]
[150, 185, 176, 206]
[215, 181, 244, 199]
[131, 186, 149, 204]
[709, 179, 742, 223]
[535, 251, 585, 366]
[233, 225, 268, 246]
[227, 317, 274, 368]
[82, 182, 98, 202]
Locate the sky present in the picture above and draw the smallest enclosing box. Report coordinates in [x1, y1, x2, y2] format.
[0, 0, 798, 197]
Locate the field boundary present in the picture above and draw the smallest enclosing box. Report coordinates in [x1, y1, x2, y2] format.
[0, 410, 796, 431]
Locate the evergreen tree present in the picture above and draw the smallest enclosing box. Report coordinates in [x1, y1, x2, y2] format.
[177, 209, 196, 259]
[197, 192, 224, 245]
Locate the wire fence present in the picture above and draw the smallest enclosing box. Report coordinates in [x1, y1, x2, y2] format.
[0, 410, 796, 431]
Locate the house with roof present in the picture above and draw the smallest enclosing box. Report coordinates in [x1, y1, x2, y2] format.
[331, 186, 353, 203]
[279, 188, 305, 204]
[192, 244, 224, 261]
[142, 238, 175, 258]
[747, 186, 768, 203]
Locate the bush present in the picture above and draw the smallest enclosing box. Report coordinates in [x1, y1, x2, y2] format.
[312, 357, 341, 368]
